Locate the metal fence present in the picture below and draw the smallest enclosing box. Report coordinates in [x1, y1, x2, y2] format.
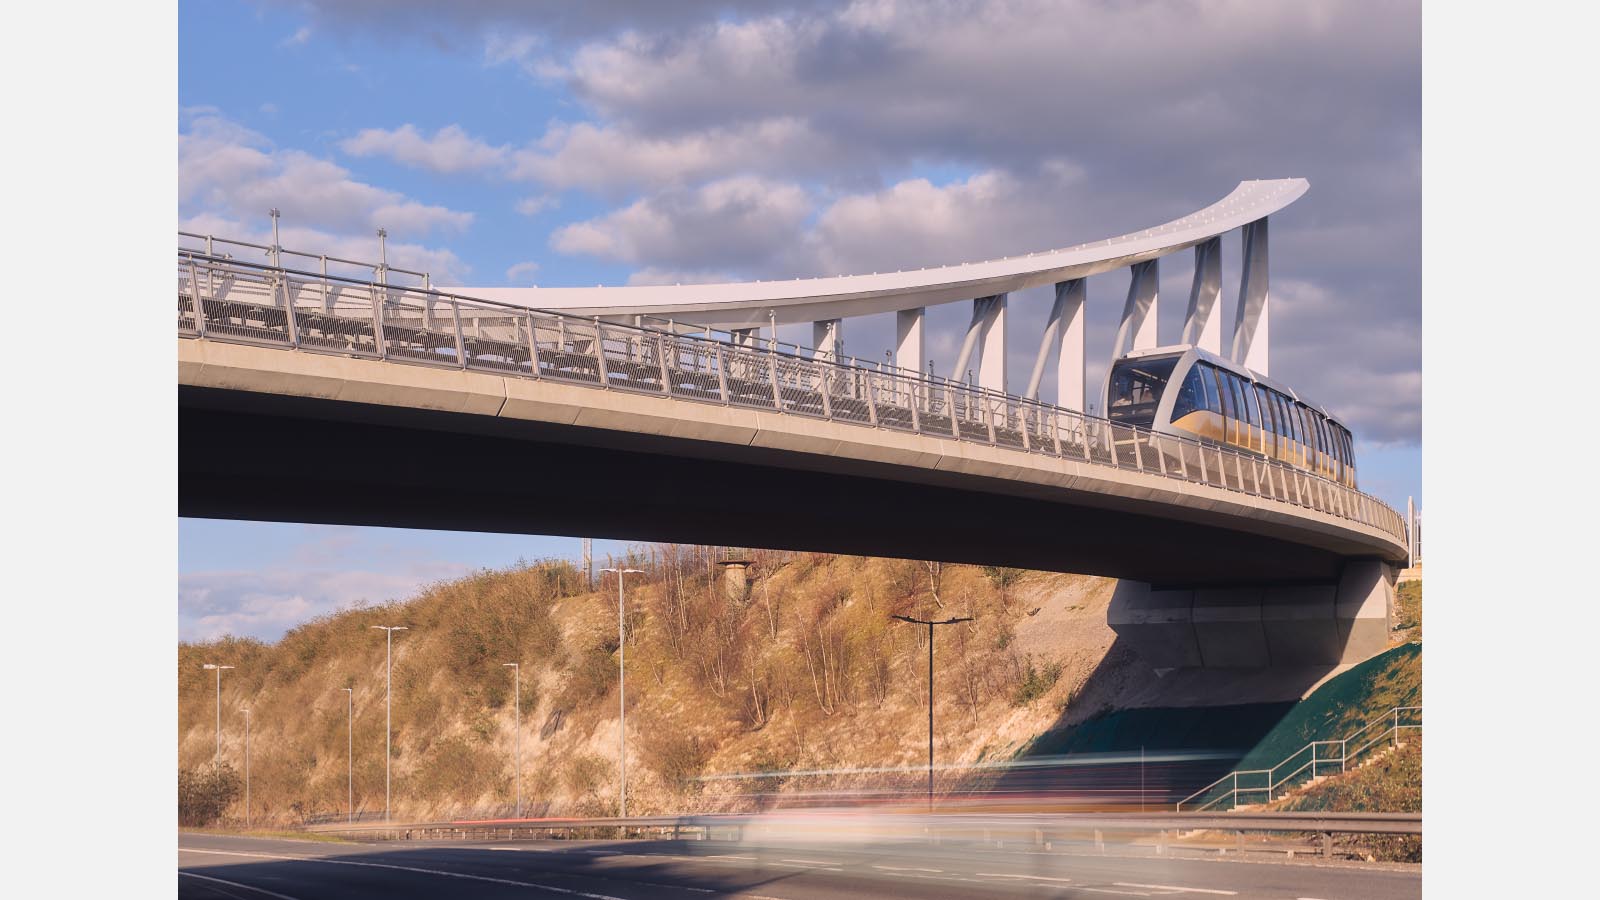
[176, 241, 1407, 544]
[1176, 706, 1422, 812]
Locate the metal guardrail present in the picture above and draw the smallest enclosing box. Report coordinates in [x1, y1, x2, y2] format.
[176, 242, 1407, 544]
[1177, 706, 1422, 812]
[304, 810, 1421, 843]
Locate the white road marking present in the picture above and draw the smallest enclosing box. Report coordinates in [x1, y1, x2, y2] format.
[178, 848, 628, 899]
[705, 854, 755, 860]
[872, 865, 943, 873]
[781, 858, 839, 865]
[773, 862, 842, 871]
[1079, 889, 1153, 896]
[178, 871, 304, 900]
[1114, 883, 1238, 895]
[977, 873, 1074, 883]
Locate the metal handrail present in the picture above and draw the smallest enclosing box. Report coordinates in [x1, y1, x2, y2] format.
[176, 244, 1408, 543]
[1176, 705, 1421, 812]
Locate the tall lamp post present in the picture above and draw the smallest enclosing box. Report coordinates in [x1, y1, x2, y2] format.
[240, 707, 251, 829]
[200, 664, 234, 775]
[891, 615, 973, 813]
[341, 687, 353, 824]
[502, 663, 521, 818]
[370, 626, 408, 822]
[600, 567, 644, 817]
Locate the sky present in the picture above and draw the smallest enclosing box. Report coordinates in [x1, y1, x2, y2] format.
[178, 0, 1421, 643]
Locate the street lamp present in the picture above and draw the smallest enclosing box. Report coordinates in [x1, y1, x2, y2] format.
[503, 663, 521, 818]
[240, 707, 251, 829]
[200, 664, 234, 775]
[891, 614, 974, 813]
[600, 567, 644, 818]
[341, 687, 353, 824]
[370, 626, 408, 822]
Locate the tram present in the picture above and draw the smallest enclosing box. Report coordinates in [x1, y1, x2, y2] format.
[1104, 346, 1358, 488]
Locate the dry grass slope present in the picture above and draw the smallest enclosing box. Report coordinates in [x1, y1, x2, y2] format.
[179, 548, 1119, 825]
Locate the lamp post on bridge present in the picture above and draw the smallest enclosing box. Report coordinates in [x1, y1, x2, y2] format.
[890, 615, 973, 814]
[370, 625, 408, 822]
[600, 566, 644, 818]
[268, 208, 281, 268]
[503, 662, 521, 818]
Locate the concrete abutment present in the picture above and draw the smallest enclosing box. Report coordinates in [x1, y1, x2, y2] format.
[1108, 561, 1395, 668]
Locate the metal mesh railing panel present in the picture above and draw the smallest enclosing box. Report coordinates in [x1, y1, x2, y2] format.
[869, 373, 918, 432]
[462, 313, 536, 375]
[380, 304, 462, 367]
[950, 390, 991, 442]
[773, 355, 827, 417]
[284, 281, 381, 357]
[722, 346, 780, 410]
[824, 368, 874, 424]
[918, 387, 956, 438]
[533, 317, 603, 384]
[990, 397, 1026, 450]
[664, 336, 723, 401]
[201, 297, 293, 346]
[598, 325, 669, 394]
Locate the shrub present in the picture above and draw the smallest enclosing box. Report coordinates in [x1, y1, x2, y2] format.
[179, 763, 242, 827]
[649, 733, 711, 790]
[1011, 656, 1062, 707]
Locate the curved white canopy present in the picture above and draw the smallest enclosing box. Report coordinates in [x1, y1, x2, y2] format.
[455, 178, 1307, 329]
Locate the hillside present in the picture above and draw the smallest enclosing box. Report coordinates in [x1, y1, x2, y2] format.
[178, 548, 1128, 825]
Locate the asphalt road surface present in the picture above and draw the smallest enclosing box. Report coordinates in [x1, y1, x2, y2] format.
[179, 832, 1420, 900]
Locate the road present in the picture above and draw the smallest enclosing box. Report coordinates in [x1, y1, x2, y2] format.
[178, 832, 1419, 900]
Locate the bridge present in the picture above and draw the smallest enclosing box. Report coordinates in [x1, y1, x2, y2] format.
[178, 179, 1406, 669]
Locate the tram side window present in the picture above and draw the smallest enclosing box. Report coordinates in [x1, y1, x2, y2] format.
[1199, 363, 1221, 413]
[1227, 374, 1250, 445]
[1254, 385, 1278, 452]
[1214, 367, 1236, 424]
[1298, 405, 1319, 458]
[1170, 365, 1207, 420]
[1276, 394, 1296, 441]
[1240, 377, 1263, 448]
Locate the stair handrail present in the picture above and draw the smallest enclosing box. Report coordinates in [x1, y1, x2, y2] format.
[1175, 704, 1421, 812]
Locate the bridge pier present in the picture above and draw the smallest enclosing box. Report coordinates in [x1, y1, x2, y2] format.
[1108, 560, 1395, 668]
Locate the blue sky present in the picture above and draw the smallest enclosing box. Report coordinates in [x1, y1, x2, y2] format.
[179, 0, 1421, 642]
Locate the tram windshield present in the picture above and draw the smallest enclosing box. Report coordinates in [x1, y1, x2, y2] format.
[1106, 355, 1178, 428]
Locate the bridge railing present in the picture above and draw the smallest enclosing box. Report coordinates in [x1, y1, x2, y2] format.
[1176, 706, 1422, 812]
[176, 247, 1407, 543]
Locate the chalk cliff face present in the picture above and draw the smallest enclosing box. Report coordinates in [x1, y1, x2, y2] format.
[178, 548, 1125, 825]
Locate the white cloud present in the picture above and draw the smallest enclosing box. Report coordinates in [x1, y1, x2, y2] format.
[626, 266, 737, 287]
[180, 111, 473, 278]
[505, 260, 541, 283]
[179, 565, 468, 642]
[340, 123, 511, 175]
[282, 25, 313, 47]
[510, 117, 845, 193]
[515, 194, 558, 215]
[551, 175, 811, 269]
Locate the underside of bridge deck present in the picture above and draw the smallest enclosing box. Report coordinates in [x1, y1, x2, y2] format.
[180, 385, 1369, 586]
